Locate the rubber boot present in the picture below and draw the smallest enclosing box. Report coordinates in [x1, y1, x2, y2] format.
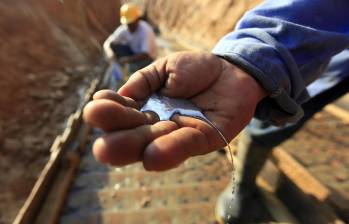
[215, 130, 273, 223]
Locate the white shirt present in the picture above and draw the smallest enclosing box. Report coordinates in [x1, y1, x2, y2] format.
[103, 20, 157, 60]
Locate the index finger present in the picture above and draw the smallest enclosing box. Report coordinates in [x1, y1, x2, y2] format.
[117, 57, 168, 100]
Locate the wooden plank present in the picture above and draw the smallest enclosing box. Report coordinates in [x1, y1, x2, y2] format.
[13, 148, 64, 224]
[14, 111, 81, 224]
[35, 152, 80, 224]
[270, 148, 345, 223]
[257, 177, 300, 224]
[13, 62, 108, 224]
[271, 147, 330, 201]
[14, 124, 82, 224]
[324, 104, 349, 123]
[49, 135, 62, 153]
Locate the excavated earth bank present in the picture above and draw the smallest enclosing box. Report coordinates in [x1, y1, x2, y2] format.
[0, 1, 119, 222]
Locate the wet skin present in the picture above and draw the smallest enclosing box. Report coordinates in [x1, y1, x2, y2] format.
[83, 51, 267, 171]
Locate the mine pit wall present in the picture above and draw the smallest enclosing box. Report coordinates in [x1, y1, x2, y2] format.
[0, 1, 120, 223]
[0, 0, 264, 122]
[0, 0, 119, 121]
[143, 0, 262, 49]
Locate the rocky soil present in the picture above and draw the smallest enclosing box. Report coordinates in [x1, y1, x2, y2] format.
[144, 0, 262, 49]
[0, 1, 119, 223]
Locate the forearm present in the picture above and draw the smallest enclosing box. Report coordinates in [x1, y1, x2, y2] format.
[103, 36, 116, 61]
[213, 0, 349, 124]
[103, 26, 124, 61]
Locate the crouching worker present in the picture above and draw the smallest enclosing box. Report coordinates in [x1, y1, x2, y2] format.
[103, 3, 157, 75]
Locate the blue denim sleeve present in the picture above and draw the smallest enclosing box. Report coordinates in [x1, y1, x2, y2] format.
[212, 0, 349, 125]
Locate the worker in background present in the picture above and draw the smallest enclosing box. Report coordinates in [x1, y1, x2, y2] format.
[103, 3, 157, 75]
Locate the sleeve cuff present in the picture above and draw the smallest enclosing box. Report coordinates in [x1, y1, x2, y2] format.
[212, 36, 306, 125]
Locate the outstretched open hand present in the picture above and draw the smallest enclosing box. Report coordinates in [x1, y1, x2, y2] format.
[83, 51, 266, 171]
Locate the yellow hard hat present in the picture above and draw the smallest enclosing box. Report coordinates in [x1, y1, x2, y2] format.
[120, 3, 141, 25]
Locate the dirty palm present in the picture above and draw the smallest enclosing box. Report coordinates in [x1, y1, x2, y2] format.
[83, 51, 266, 171]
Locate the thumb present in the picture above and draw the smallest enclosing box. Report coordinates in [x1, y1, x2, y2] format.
[118, 57, 168, 100]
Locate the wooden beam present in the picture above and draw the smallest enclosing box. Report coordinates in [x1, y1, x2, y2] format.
[271, 147, 330, 201]
[324, 104, 349, 123]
